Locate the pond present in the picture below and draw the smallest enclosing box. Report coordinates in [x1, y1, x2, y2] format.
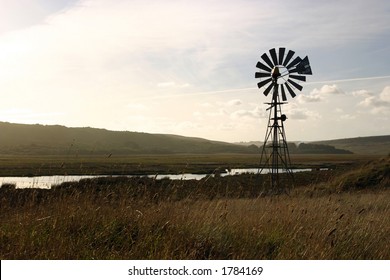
[0, 168, 317, 189]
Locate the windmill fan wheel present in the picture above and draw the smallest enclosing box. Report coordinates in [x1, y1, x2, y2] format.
[255, 47, 312, 101]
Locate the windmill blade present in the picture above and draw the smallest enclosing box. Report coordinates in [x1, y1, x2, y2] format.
[287, 79, 303, 91]
[296, 56, 312, 75]
[289, 74, 306, 82]
[256, 61, 272, 72]
[257, 78, 272, 89]
[288, 68, 299, 74]
[269, 48, 278, 66]
[300, 65, 312, 75]
[278, 48, 285, 65]
[255, 72, 270, 78]
[285, 83, 296, 98]
[290, 64, 312, 75]
[261, 53, 274, 69]
[263, 82, 275, 96]
[283, 50, 295, 66]
[286, 56, 302, 70]
[280, 84, 287, 101]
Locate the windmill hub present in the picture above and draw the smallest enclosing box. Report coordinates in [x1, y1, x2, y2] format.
[271, 66, 280, 80]
[273, 65, 289, 85]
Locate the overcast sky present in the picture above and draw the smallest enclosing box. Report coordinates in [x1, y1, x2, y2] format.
[0, 0, 389, 142]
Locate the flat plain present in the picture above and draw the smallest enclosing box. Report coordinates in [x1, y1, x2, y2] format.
[0, 153, 378, 176]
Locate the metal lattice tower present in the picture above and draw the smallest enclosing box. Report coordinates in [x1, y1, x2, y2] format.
[255, 47, 312, 193]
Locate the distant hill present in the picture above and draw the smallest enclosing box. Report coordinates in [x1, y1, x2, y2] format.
[313, 136, 390, 155]
[0, 122, 386, 155]
[236, 142, 352, 154]
[0, 122, 257, 155]
[235, 141, 262, 147]
[236, 136, 390, 155]
[289, 143, 353, 154]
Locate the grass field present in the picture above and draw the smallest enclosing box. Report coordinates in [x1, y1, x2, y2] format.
[0, 153, 378, 176]
[0, 154, 389, 259]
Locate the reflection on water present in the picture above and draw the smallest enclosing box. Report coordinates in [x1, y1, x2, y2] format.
[0, 175, 98, 189]
[0, 168, 316, 189]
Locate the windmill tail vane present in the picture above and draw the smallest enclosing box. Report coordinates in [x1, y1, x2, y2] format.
[255, 47, 312, 193]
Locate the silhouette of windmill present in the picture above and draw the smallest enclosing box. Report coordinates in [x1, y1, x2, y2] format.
[255, 47, 312, 193]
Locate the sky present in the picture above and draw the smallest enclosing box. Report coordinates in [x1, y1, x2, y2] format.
[0, 0, 389, 142]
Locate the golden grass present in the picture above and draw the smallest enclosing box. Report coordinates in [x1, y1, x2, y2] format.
[1, 187, 389, 259]
[0, 156, 388, 259]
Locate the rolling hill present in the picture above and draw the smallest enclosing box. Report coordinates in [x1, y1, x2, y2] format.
[0, 122, 257, 155]
[313, 136, 390, 155]
[0, 121, 387, 155]
[237, 136, 390, 155]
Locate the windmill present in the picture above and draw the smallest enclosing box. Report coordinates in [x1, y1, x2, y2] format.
[255, 47, 312, 193]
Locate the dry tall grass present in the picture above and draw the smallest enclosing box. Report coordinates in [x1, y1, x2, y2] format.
[1, 157, 389, 259]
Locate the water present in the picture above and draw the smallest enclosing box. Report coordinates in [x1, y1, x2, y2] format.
[0, 175, 98, 189]
[0, 168, 318, 189]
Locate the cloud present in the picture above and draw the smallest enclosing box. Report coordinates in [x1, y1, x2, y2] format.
[231, 106, 263, 119]
[311, 84, 344, 95]
[226, 99, 243, 106]
[157, 82, 191, 88]
[208, 109, 228, 117]
[297, 93, 323, 103]
[284, 104, 320, 120]
[200, 102, 214, 108]
[0, 108, 64, 124]
[358, 96, 388, 108]
[218, 123, 235, 131]
[380, 86, 390, 102]
[157, 82, 176, 88]
[297, 84, 351, 104]
[0, 0, 78, 35]
[350, 89, 372, 97]
[174, 121, 201, 131]
[340, 114, 356, 120]
[126, 103, 148, 111]
[193, 111, 203, 119]
[358, 86, 390, 108]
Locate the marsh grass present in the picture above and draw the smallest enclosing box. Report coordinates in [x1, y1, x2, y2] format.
[0, 154, 376, 176]
[0, 157, 389, 259]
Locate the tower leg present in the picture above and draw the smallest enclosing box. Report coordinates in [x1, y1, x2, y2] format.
[259, 84, 294, 194]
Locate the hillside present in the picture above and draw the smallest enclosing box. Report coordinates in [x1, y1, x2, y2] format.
[0, 122, 386, 155]
[236, 136, 390, 155]
[0, 122, 256, 155]
[313, 135, 390, 155]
